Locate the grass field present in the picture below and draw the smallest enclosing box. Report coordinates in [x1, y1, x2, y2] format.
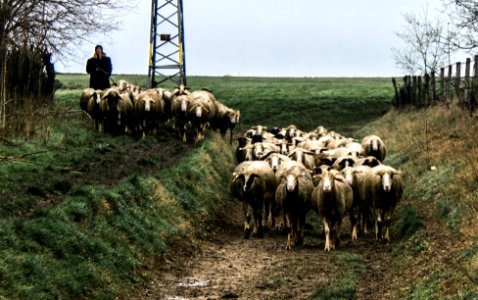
[0, 74, 477, 299]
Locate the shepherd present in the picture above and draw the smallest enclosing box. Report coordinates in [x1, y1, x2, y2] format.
[86, 45, 112, 90]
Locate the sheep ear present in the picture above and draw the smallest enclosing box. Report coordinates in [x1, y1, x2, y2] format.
[393, 170, 401, 175]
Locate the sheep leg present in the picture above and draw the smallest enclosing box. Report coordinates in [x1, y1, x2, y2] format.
[285, 214, 293, 250]
[243, 202, 252, 239]
[351, 224, 358, 241]
[297, 214, 306, 246]
[384, 210, 393, 242]
[375, 208, 383, 241]
[252, 202, 264, 238]
[335, 218, 342, 248]
[350, 208, 359, 240]
[290, 215, 299, 247]
[323, 218, 331, 251]
[263, 198, 270, 231]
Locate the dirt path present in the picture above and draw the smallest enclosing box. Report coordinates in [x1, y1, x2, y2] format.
[131, 203, 396, 300]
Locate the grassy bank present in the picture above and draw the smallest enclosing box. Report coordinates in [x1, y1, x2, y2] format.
[356, 105, 478, 299]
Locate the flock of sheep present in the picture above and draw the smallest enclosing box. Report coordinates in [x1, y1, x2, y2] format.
[79, 81, 403, 251]
[230, 125, 403, 251]
[79, 79, 240, 143]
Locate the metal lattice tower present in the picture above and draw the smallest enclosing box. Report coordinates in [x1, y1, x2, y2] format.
[148, 0, 186, 88]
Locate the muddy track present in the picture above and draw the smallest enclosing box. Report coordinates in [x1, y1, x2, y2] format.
[131, 202, 396, 300]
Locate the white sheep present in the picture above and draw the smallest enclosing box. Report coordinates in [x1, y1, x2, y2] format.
[312, 167, 353, 251]
[370, 165, 403, 242]
[230, 161, 277, 238]
[341, 165, 375, 238]
[134, 89, 167, 137]
[275, 162, 315, 250]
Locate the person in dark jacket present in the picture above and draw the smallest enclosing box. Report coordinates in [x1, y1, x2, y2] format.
[86, 45, 112, 90]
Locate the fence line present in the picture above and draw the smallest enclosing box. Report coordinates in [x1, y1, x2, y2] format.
[392, 55, 478, 113]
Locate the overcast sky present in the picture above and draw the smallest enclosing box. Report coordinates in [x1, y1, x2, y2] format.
[56, 0, 444, 77]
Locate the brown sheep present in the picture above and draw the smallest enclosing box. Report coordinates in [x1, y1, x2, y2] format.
[361, 135, 387, 162]
[79, 88, 103, 132]
[188, 89, 218, 143]
[371, 165, 403, 242]
[275, 162, 314, 249]
[211, 101, 240, 144]
[312, 167, 353, 251]
[100, 88, 134, 135]
[170, 88, 192, 142]
[134, 89, 167, 137]
[230, 161, 277, 239]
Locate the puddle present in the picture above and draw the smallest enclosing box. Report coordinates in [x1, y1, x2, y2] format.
[176, 278, 211, 287]
[164, 296, 189, 300]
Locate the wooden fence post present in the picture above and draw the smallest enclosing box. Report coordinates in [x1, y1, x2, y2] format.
[412, 76, 418, 106]
[440, 67, 445, 101]
[392, 78, 400, 107]
[431, 70, 436, 102]
[465, 58, 471, 102]
[417, 75, 423, 106]
[447, 64, 453, 101]
[455, 62, 461, 100]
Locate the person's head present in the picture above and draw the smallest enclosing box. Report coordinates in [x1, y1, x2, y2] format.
[95, 45, 104, 58]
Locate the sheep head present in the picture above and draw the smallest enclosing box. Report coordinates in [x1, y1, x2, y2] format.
[341, 166, 354, 186]
[373, 166, 401, 192]
[93, 90, 103, 104]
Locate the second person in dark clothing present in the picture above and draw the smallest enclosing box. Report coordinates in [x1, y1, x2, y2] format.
[86, 45, 112, 90]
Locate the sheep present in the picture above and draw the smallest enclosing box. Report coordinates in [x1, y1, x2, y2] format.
[332, 155, 357, 171]
[235, 136, 253, 163]
[345, 141, 364, 157]
[247, 125, 268, 143]
[341, 165, 375, 238]
[240, 141, 280, 161]
[79, 88, 103, 132]
[361, 134, 387, 162]
[314, 125, 329, 136]
[115, 79, 129, 91]
[274, 162, 315, 249]
[326, 137, 352, 149]
[170, 87, 192, 142]
[134, 89, 167, 137]
[311, 167, 353, 251]
[260, 151, 291, 174]
[114, 79, 141, 103]
[285, 124, 303, 142]
[188, 89, 218, 143]
[297, 139, 329, 153]
[210, 101, 240, 144]
[154, 87, 173, 118]
[354, 156, 382, 167]
[99, 88, 134, 135]
[276, 139, 291, 155]
[287, 147, 316, 171]
[370, 165, 403, 242]
[230, 161, 277, 238]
